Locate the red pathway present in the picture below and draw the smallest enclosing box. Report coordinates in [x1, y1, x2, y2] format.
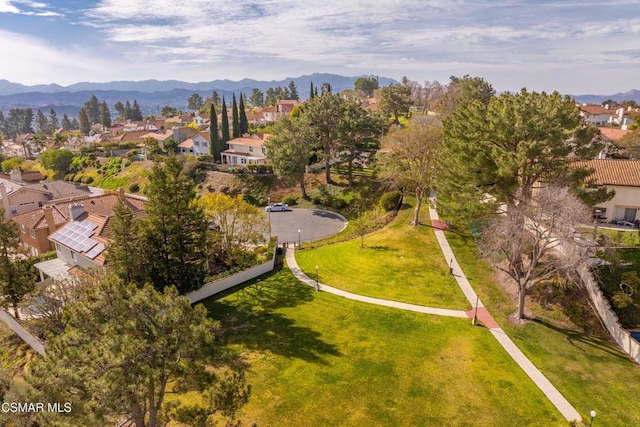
[466, 307, 500, 329]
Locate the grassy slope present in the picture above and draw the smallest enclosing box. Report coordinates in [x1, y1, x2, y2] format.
[296, 200, 469, 309]
[202, 266, 565, 426]
[445, 224, 640, 426]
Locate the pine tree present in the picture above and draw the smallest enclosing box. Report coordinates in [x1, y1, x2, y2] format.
[232, 93, 240, 138]
[78, 108, 90, 134]
[239, 94, 248, 135]
[123, 101, 132, 121]
[35, 110, 48, 134]
[288, 80, 299, 100]
[106, 200, 145, 285]
[142, 158, 208, 293]
[0, 208, 33, 320]
[99, 101, 111, 129]
[221, 97, 230, 143]
[131, 100, 143, 121]
[61, 114, 72, 131]
[48, 108, 58, 133]
[209, 103, 221, 161]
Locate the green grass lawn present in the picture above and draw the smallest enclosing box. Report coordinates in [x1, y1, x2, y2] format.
[200, 265, 566, 426]
[295, 201, 470, 309]
[445, 223, 640, 426]
[584, 226, 640, 246]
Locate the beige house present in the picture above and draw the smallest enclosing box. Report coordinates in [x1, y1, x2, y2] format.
[573, 159, 640, 223]
[0, 178, 92, 218]
[221, 134, 269, 166]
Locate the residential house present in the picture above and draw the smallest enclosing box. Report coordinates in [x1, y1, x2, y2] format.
[579, 104, 612, 126]
[179, 132, 211, 156]
[33, 190, 146, 281]
[572, 159, 640, 223]
[593, 127, 629, 159]
[0, 178, 91, 218]
[221, 134, 269, 166]
[0, 170, 45, 184]
[10, 189, 145, 256]
[259, 100, 300, 124]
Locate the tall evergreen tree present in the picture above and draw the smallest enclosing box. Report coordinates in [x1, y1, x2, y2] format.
[209, 103, 221, 161]
[131, 100, 143, 121]
[288, 80, 299, 100]
[48, 108, 59, 133]
[84, 95, 100, 124]
[142, 157, 208, 293]
[114, 101, 125, 118]
[239, 94, 248, 135]
[61, 114, 72, 131]
[99, 101, 112, 129]
[310, 81, 315, 99]
[0, 208, 33, 320]
[78, 108, 91, 134]
[221, 97, 230, 143]
[106, 200, 145, 285]
[35, 110, 48, 134]
[123, 101, 132, 121]
[231, 93, 240, 138]
[20, 108, 34, 134]
[250, 88, 264, 107]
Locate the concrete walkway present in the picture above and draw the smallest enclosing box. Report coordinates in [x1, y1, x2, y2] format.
[285, 205, 583, 423]
[0, 309, 45, 356]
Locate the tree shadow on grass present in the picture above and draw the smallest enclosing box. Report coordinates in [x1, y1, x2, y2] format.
[531, 317, 631, 362]
[368, 245, 396, 252]
[201, 265, 341, 365]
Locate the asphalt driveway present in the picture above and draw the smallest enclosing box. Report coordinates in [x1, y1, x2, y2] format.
[267, 208, 347, 244]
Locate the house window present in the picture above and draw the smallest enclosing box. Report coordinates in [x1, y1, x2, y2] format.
[202, 142, 208, 147]
[70, 251, 76, 260]
[38, 201, 44, 207]
[261, 147, 266, 154]
[241, 158, 246, 165]
[249, 146, 254, 152]
[194, 140, 199, 146]
[55, 243, 61, 252]
[20, 225, 25, 233]
[11, 206, 17, 215]
[228, 144, 233, 150]
[29, 229, 35, 238]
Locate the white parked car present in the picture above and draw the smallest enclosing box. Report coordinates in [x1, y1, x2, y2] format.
[265, 203, 288, 212]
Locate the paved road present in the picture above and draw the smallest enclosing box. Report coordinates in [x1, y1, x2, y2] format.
[268, 208, 347, 244]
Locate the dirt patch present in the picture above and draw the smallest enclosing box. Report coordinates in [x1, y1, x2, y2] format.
[200, 171, 238, 193]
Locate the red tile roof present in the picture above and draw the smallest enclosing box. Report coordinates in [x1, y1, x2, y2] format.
[579, 104, 610, 116]
[598, 127, 629, 142]
[571, 159, 640, 187]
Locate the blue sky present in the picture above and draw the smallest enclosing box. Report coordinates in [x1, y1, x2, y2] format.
[1, 0, 639, 94]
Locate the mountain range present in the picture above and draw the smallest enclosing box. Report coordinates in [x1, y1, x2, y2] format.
[0, 73, 637, 118]
[0, 73, 397, 116]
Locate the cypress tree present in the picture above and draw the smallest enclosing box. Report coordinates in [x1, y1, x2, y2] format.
[239, 94, 248, 135]
[221, 97, 230, 143]
[231, 93, 240, 138]
[310, 81, 314, 99]
[209, 103, 221, 161]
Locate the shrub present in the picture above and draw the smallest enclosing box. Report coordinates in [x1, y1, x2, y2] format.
[129, 183, 140, 193]
[380, 191, 402, 211]
[241, 188, 251, 197]
[81, 175, 94, 184]
[312, 197, 322, 205]
[73, 173, 84, 183]
[331, 198, 347, 209]
[246, 164, 258, 174]
[64, 173, 75, 181]
[282, 195, 298, 206]
[220, 186, 229, 194]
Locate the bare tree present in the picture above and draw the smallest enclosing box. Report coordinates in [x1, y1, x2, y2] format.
[380, 120, 442, 226]
[480, 186, 590, 320]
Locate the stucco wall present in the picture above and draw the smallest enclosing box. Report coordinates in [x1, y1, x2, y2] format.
[596, 185, 640, 221]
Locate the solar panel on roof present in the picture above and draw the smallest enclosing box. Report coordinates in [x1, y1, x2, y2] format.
[86, 243, 105, 259]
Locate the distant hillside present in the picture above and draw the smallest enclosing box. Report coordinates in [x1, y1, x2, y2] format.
[573, 89, 640, 105]
[0, 73, 398, 116]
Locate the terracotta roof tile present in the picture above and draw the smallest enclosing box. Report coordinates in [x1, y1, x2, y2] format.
[571, 159, 640, 187]
[579, 104, 610, 115]
[598, 127, 629, 142]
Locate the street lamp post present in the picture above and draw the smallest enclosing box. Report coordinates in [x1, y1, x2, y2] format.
[590, 410, 596, 426]
[298, 229, 301, 247]
[315, 265, 319, 292]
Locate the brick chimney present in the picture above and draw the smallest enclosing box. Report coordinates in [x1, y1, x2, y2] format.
[43, 205, 56, 235]
[68, 203, 85, 221]
[116, 187, 125, 202]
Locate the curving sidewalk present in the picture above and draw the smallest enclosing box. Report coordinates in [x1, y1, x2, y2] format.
[286, 205, 583, 423]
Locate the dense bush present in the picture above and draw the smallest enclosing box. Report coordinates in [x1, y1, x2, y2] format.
[379, 191, 402, 211]
[246, 164, 258, 174]
[129, 183, 140, 193]
[331, 198, 347, 209]
[73, 173, 84, 183]
[282, 195, 298, 206]
[241, 188, 251, 197]
[81, 175, 94, 184]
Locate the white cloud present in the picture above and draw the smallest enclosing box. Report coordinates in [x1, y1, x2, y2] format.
[0, 0, 61, 16]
